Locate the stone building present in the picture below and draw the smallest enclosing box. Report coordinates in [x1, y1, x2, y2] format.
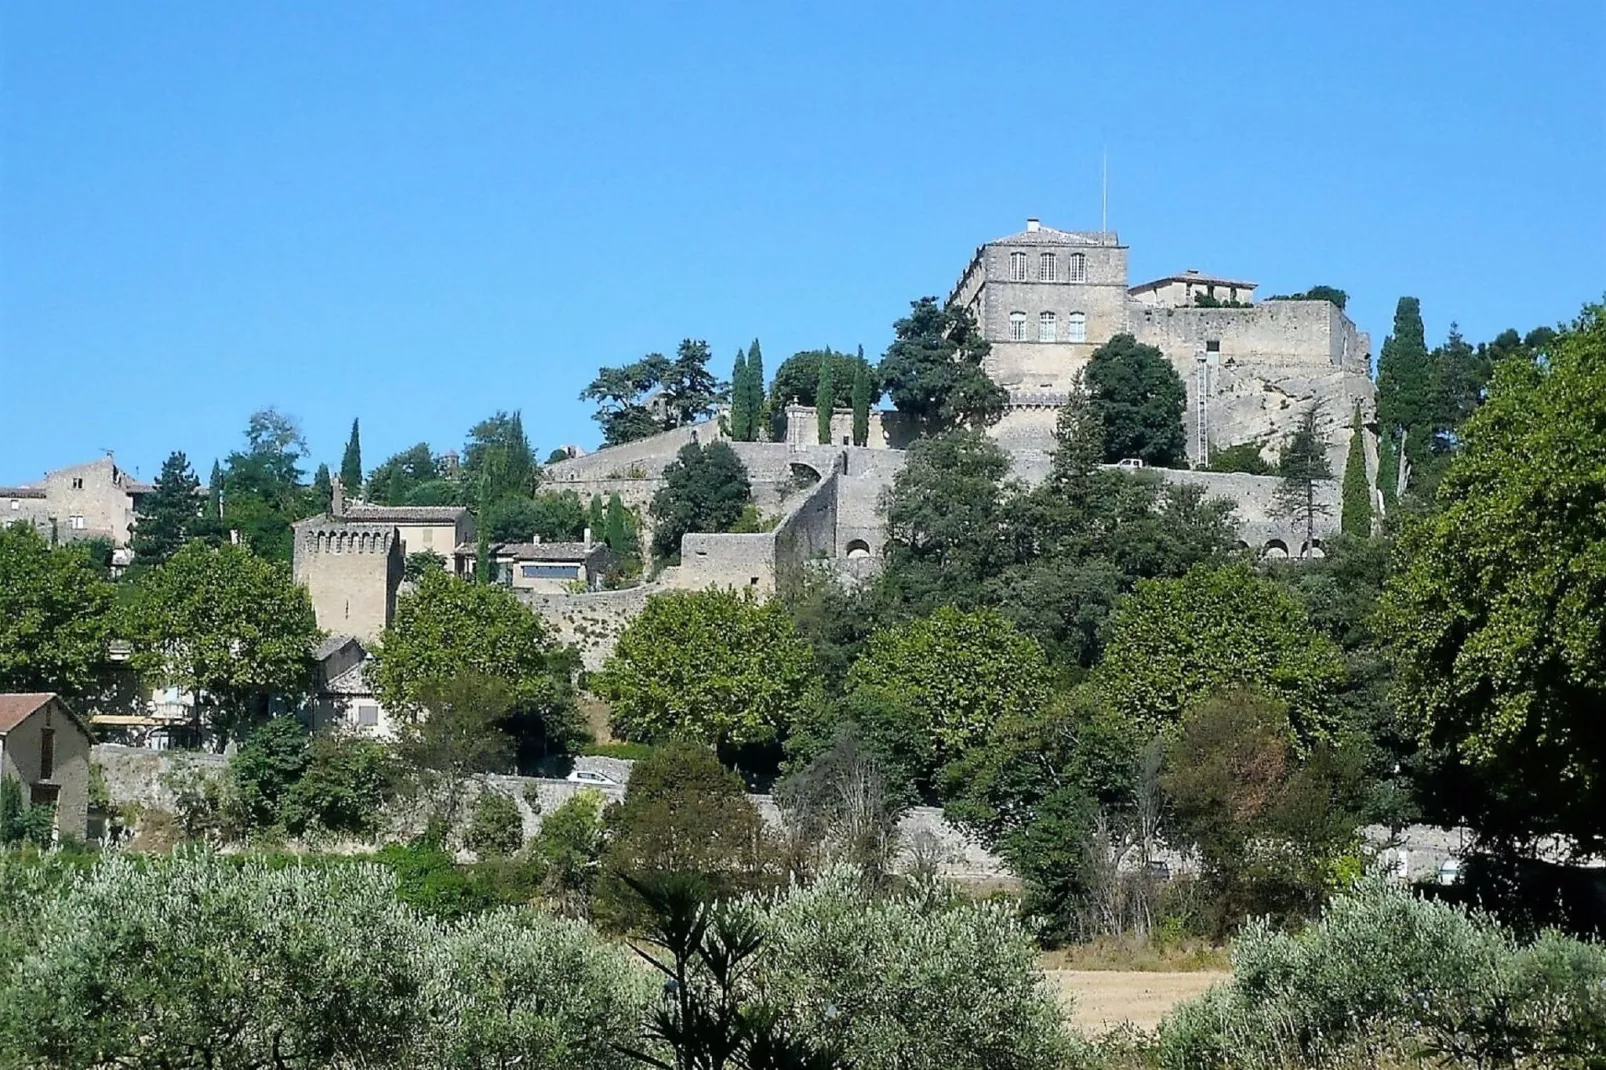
[1129, 268, 1257, 308]
[0, 457, 152, 560]
[0, 693, 93, 840]
[307, 635, 394, 739]
[291, 482, 404, 643]
[342, 501, 474, 563]
[460, 537, 615, 592]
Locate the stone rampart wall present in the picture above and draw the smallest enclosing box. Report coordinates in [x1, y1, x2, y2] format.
[519, 584, 658, 669]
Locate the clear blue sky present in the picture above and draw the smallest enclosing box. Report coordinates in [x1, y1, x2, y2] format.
[3, 2, 1602, 484]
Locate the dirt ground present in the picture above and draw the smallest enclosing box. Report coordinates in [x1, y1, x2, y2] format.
[1048, 970, 1228, 1032]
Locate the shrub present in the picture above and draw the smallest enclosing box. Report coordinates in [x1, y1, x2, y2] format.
[223, 715, 310, 831]
[1156, 877, 1606, 1068]
[750, 867, 1077, 1070]
[529, 789, 609, 918]
[465, 788, 523, 858]
[279, 733, 397, 838]
[579, 741, 655, 761]
[0, 776, 53, 848]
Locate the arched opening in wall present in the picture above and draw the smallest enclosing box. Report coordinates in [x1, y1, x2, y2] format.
[1262, 539, 1289, 560]
[1237, 540, 1250, 550]
[844, 539, 871, 560]
[1301, 539, 1326, 559]
[788, 462, 822, 490]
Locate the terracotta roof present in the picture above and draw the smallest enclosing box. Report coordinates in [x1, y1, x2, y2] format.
[0, 694, 55, 733]
[1130, 269, 1258, 291]
[344, 504, 469, 523]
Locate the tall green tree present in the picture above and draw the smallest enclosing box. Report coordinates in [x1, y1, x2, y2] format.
[769, 348, 871, 411]
[581, 354, 673, 446]
[0, 524, 116, 697]
[728, 347, 752, 441]
[339, 418, 363, 492]
[311, 464, 333, 512]
[1379, 304, 1606, 855]
[1097, 563, 1345, 744]
[463, 412, 537, 501]
[122, 541, 319, 745]
[220, 407, 315, 562]
[816, 359, 836, 444]
[1340, 405, 1371, 536]
[130, 451, 203, 570]
[851, 359, 872, 446]
[1273, 404, 1334, 558]
[648, 441, 752, 560]
[1375, 297, 1433, 495]
[878, 299, 1005, 435]
[367, 443, 437, 504]
[661, 339, 723, 429]
[595, 588, 817, 750]
[604, 493, 638, 557]
[369, 569, 582, 767]
[1084, 334, 1187, 466]
[586, 493, 606, 542]
[744, 338, 766, 441]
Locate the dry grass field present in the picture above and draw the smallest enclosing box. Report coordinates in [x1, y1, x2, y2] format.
[1048, 969, 1228, 1032]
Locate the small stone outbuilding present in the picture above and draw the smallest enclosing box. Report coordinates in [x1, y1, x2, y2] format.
[0, 693, 94, 839]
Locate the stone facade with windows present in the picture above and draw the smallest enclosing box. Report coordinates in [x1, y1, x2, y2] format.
[0, 457, 151, 560]
[0, 693, 93, 840]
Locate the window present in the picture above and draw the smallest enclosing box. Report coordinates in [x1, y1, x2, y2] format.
[356, 705, 379, 727]
[1009, 252, 1028, 281]
[521, 563, 580, 580]
[69, 515, 86, 530]
[1038, 311, 1057, 342]
[71, 478, 83, 490]
[8, 500, 17, 511]
[1009, 311, 1027, 341]
[1205, 339, 1221, 353]
[1039, 253, 1056, 281]
[40, 728, 55, 780]
[1067, 312, 1087, 343]
[1068, 253, 1087, 282]
[421, 527, 433, 546]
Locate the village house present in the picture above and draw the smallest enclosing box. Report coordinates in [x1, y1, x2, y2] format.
[307, 635, 395, 739]
[458, 535, 614, 592]
[0, 694, 94, 840]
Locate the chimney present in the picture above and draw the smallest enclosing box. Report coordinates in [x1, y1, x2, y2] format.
[1025, 218, 1041, 232]
[583, 526, 592, 548]
[330, 477, 345, 518]
[532, 534, 541, 545]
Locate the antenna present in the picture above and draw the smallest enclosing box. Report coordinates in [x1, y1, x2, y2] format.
[1101, 149, 1108, 240]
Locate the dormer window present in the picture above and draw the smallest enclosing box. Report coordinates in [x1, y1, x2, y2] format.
[1039, 312, 1057, 342]
[1010, 311, 1027, 341]
[1039, 253, 1057, 282]
[1068, 253, 1087, 283]
[1009, 252, 1028, 281]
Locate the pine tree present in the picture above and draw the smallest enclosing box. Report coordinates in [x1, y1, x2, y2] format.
[587, 494, 606, 542]
[130, 451, 202, 569]
[339, 419, 363, 493]
[729, 347, 751, 440]
[851, 360, 872, 447]
[816, 361, 836, 445]
[746, 338, 766, 441]
[1340, 404, 1371, 536]
[1273, 405, 1334, 558]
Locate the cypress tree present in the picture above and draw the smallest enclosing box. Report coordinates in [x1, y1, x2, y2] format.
[207, 461, 224, 518]
[587, 493, 606, 542]
[313, 463, 333, 511]
[130, 451, 203, 569]
[1340, 404, 1371, 536]
[1376, 297, 1432, 493]
[729, 347, 751, 440]
[339, 419, 363, 492]
[746, 338, 766, 441]
[816, 360, 835, 445]
[605, 492, 638, 557]
[1378, 428, 1399, 507]
[851, 360, 871, 446]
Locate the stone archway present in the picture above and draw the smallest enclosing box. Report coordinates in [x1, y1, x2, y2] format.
[844, 539, 871, 560]
[1263, 539, 1290, 560]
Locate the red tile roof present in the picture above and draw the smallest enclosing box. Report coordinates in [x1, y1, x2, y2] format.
[0, 693, 55, 734]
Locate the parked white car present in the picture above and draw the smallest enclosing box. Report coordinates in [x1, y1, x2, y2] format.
[565, 769, 618, 786]
[1115, 457, 1145, 468]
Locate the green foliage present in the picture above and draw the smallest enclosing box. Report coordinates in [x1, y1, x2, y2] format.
[312, 462, 333, 511]
[1157, 878, 1606, 1069]
[596, 587, 817, 749]
[583, 340, 722, 447]
[775, 724, 910, 879]
[1085, 333, 1188, 466]
[753, 867, 1077, 1070]
[768, 347, 874, 412]
[1377, 424, 1399, 506]
[729, 346, 753, 441]
[465, 788, 524, 858]
[370, 569, 581, 769]
[129, 450, 205, 570]
[1272, 404, 1333, 556]
[603, 492, 640, 557]
[816, 358, 836, 444]
[122, 541, 319, 744]
[367, 441, 438, 504]
[845, 607, 1051, 784]
[648, 440, 752, 560]
[851, 359, 872, 446]
[1379, 304, 1606, 853]
[0, 523, 115, 697]
[877, 299, 1005, 435]
[1265, 284, 1348, 309]
[580, 740, 656, 760]
[744, 338, 767, 442]
[1340, 404, 1371, 536]
[596, 741, 774, 930]
[0, 775, 54, 848]
[220, 407, 316, 562]
[1375, 297, 1433, 493]
[1097, 564, 1346, 743]
[223, 715, 310, 831]
[462, 410, 538, 501]
[279, 733, 396, 837]
[339, 417, 363, 491]
[1205, 441, 1272, 475]
[405, 547, 448, 582]
[527, 789, 608, 917]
